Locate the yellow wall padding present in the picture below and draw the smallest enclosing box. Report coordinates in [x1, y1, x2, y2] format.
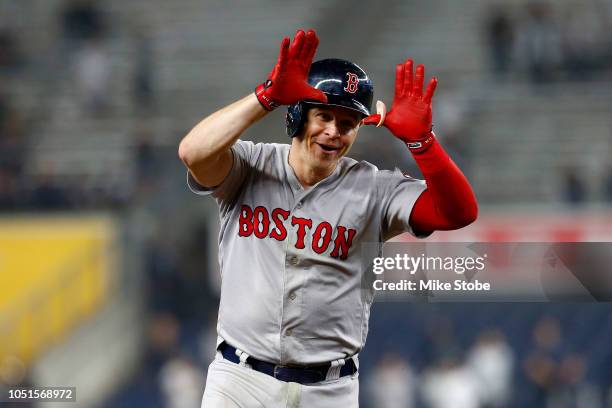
[0, 215, 118, 364]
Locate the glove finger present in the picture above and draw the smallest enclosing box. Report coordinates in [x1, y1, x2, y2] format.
[303, 87, 328, 104]
[395, 63, 404, 99]
[404, 59, 413, 96]
[289, 29, 305, 59]
[278, 37, 290, 66]
[362, 114, 381, 126]
[423, 77, 438, 104]
[270, 64, 278, 79]
[300, 29, 316, 66]
[307, 31, 320, 65]
[413, 64, 424, 97]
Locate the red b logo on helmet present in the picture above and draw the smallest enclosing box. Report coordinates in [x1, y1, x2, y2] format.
[344, 72, 359, 94]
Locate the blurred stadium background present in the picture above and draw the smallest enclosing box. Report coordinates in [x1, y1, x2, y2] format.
[1, 0, 612, 407]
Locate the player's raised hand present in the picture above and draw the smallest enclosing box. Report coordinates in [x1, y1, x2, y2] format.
[363, 59, 437, 146]
[255, 29, 328, 111]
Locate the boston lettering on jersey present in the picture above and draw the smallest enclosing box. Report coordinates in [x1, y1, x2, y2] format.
[238, 204, 357, 260]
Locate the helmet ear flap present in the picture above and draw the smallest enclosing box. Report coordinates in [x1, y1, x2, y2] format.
[286, 102, 306, 137]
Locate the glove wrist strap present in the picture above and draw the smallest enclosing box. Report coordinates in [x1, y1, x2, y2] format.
[405, 132, 436, 154]
[255, 80, 279, 111]
[409, 132, 452, 175]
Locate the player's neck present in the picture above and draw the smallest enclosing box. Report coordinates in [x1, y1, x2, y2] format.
[288, 145, 337, 188]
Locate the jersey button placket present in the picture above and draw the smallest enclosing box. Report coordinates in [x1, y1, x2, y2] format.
[282, 253, 300, 358]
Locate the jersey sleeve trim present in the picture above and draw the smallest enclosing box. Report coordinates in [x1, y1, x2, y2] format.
[186, 148, 237, 196]
[186, 169, 213, 195]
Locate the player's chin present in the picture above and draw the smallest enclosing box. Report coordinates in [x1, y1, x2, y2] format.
[313, 151, 342, 165]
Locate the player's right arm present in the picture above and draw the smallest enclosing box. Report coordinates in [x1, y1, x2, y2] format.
[178, 29, 326, 188]
[178, 94, 267, 188]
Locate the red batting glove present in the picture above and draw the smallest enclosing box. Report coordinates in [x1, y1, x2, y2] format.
[254, 29, 328, 111]
[363, 59, 437, 153]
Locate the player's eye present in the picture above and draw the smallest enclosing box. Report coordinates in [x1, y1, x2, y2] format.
[317, 112, 333, 121]
[340, 120, 357, 128]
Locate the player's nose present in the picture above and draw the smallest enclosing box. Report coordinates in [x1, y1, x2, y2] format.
[323, 121, 341, 138]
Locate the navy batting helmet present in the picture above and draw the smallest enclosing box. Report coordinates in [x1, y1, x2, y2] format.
[286, 58, 373, 137]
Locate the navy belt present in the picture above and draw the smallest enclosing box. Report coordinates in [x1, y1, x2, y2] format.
[218, 342, 357, 385]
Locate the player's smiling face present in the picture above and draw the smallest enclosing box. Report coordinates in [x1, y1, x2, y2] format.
[295, 106, 361, 168]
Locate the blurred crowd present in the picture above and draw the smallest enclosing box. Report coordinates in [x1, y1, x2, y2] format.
[481, 0, 612, 207]
[102, 220, 217, 408]
[364, 311, 612, 408]
[0, 0, 158, 213]
[484, 0, 612, 83]
[3, 0, 612, 213]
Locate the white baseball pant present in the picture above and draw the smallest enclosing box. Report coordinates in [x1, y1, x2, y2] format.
[201, 352, 359, 408]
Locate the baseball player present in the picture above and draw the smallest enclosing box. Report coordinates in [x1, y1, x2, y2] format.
[178, 29, 477, 407]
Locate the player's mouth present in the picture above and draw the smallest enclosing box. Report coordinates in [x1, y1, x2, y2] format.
[315, 143, 341, 153]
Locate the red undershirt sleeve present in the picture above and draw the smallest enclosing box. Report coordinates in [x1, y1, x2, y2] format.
[408, 134, 478, 234]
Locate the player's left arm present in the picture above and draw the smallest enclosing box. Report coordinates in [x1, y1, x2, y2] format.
[363, 59, 478, 233]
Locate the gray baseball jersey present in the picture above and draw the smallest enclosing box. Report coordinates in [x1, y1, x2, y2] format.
[188, 139, 427, 365]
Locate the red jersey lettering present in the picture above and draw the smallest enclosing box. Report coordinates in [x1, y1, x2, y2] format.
[291, 216, 313, 249]
[312, 221, 333, 254]
[253, 206, 270, 239]
[330, 226, 357, 260]
[238, 205, 254, 237]
[269, 208, 290, 241]
[239, 205, 356, 259]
